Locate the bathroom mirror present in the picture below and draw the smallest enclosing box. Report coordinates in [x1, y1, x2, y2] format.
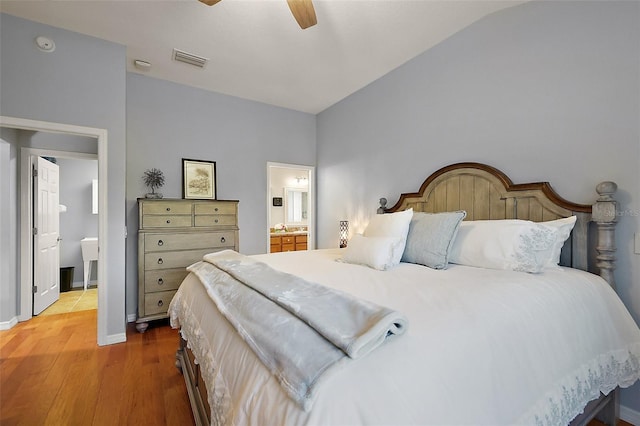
[284, 188, 308, 224]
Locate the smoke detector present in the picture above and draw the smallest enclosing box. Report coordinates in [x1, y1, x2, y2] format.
[35, 36, 55, 52]
[134, 60, 152, 71]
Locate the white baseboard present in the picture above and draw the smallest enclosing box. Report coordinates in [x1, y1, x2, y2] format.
[106, 332, 126, 345]
[0, 316, 18, 330]
[620, 404, 640, 425]
[127, 313, 136, 323]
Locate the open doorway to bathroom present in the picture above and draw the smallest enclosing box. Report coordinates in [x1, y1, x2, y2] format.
[38, 155, 99, 315]
[22, 148, 99, 316]
[267, 163, 315, 253]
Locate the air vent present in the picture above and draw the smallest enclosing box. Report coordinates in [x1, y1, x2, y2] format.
[172, 48, 208, 68]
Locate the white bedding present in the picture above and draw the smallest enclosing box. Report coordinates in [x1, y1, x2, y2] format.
[169, 248, 640, 426]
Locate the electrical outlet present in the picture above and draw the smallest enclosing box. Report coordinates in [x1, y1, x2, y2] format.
[636, 233, 640, 255]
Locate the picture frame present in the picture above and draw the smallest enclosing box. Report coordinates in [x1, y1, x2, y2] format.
[182, 158, 216, 200]
[272, 197, 283, 207]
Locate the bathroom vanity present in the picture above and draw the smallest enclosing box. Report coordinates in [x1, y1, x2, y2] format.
[270, 231, 307, 252]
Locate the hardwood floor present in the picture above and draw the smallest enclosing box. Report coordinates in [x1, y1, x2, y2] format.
[0, 310, 194, 425]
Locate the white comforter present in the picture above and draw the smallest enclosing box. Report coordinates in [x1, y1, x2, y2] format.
[169, 248, 640, 426]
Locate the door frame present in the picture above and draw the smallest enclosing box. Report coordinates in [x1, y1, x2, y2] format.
[266, 162, 315, 253]
[1, 116, 110, 346]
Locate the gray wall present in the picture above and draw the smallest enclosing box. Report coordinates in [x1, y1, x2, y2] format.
[0, 128, 19, 326]
[57, 157, 99, 286]
[0, 13, 127, 340]
[316, 0, 640, 412]
[21, 131, 98, 154]
[126, 73, 316, 318]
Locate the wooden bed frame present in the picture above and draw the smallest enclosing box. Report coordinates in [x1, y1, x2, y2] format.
[176, 162, 620, 426]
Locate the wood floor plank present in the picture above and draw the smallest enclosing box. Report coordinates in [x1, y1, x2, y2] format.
[0, 310, 193, 425]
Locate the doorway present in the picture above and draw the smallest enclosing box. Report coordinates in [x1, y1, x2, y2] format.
[0, 115, 111, 346]
[267, 162, 315, 253]
[29, 152, 99, 314]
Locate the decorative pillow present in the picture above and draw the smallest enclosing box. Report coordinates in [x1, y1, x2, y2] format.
[542, 216, 577, 269]
[401, 211, 467, 269]
[341, 234, 398, 271]
[363, 209, 413, 267]
[449, 220, 559, 273]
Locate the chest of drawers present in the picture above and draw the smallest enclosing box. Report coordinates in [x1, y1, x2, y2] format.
[136, 198, 239, 332]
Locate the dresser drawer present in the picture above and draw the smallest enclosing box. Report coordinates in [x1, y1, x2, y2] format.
[144, 268, 189, 293]
[142, 215, 192, 228]
[194, 203, 237, 215]
[144, 290, 177, 316]
[142, 201, 192, 215]
[144, 231, 235, 252]
[194, 215, 237, 227]
[144, 248, 214, 270]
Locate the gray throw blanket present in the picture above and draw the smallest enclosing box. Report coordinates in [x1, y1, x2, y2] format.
[187, 250, 408, 411]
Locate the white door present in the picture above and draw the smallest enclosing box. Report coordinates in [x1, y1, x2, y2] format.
[33, 157, 60, 315]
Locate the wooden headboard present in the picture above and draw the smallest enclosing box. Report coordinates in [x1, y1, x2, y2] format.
[380, 162, 619, 288]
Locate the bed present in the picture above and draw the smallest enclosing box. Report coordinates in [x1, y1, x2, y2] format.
[169, 162, 640, 426]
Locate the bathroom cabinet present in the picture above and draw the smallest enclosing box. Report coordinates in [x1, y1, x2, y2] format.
[136, 198, 239, 332]
[270, 233, 307, 253]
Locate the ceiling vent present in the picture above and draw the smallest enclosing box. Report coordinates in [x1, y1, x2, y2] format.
[172, 48, 208, 68]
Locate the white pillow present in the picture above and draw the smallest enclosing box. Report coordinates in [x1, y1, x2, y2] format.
[449, 219, 559, 273]
[542, 216, 577, 269]
[363, 209, 413, 267]
[341, 234, 398, 271]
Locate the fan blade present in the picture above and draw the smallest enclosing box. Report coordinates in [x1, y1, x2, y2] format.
[286, 0, 317, 29]
[199, 0, 222, 5]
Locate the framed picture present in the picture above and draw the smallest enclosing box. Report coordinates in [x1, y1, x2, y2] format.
[272, 197, 283, 207]
[182, 158, 216, 199]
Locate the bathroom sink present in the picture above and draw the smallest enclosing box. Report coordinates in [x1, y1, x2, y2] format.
[80, 237, 98, 290]
[81, 237, 98, 261]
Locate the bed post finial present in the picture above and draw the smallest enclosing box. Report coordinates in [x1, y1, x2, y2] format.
[592, 181, 618, 289]
[377, 198, 387, 214]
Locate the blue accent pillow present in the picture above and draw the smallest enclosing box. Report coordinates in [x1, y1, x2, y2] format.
[401, 211, 467, 269]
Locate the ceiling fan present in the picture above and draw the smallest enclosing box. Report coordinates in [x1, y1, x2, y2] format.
[198, 0, 317, 29]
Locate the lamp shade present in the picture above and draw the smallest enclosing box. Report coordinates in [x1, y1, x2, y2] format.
[339, 220, 349, 248]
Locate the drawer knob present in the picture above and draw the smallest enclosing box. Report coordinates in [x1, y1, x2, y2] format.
[215, 219, 219, 223]
[157, 258, 164, 265]
[158, 278, 164, 285]
[157, 239, 164, 246]
[157, 300, 164, 307]
[215, 207, 219, 212]
[220, 237, 226, 243]
[166, 207, 171, 212]
[166, 220, 171, 224]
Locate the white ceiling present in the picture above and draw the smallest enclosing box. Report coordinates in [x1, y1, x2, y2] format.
[0, 0, 524, 114]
